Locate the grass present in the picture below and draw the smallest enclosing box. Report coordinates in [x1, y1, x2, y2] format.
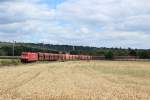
[0, 61, 150, 100]
[0, 56, 20, 59]
[0, 59, 21, 66]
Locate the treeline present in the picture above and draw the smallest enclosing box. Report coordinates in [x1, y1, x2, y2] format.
[70, 48, 150, 59]
[0, 42, 150, 59]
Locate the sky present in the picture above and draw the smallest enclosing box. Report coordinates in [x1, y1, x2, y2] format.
[0, 0, 150, 49]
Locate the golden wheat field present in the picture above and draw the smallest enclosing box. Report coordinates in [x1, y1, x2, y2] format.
[0, 61, 150, 100]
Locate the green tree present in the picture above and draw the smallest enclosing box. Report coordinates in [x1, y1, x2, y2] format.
[129, 50, 137, 56]
[138, 51, 150, 59]
[105, 51, 114, 60]
[0, 49, 7, 56]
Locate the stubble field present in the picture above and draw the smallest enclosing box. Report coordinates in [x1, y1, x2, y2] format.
[0, 61, 150, 100]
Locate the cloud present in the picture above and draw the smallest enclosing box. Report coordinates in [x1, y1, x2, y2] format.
[57, 0, 150, 31]
[0, 0, 150, 48]
[55, 0, 150, 48]
[0, 1, 54, 24]
[0, 0, 56, 42]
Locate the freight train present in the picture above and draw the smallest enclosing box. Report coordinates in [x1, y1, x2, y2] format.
[20, 52, 138, 63]
[20, 52, 92, 63]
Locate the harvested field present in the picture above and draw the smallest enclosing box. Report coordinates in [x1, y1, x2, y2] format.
[0, 61, 150, 100]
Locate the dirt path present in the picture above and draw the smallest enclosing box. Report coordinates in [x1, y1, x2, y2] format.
[0, 61, 150, 100]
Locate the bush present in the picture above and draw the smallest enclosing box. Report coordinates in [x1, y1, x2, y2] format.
[105, 51, 114, 60]
[11, 59, 21, 65]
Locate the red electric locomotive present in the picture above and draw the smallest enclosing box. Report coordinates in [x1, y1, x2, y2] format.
[21, 52, 38, 62]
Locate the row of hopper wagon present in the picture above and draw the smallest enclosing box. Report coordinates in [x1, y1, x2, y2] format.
[20, 52, 139, 63]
